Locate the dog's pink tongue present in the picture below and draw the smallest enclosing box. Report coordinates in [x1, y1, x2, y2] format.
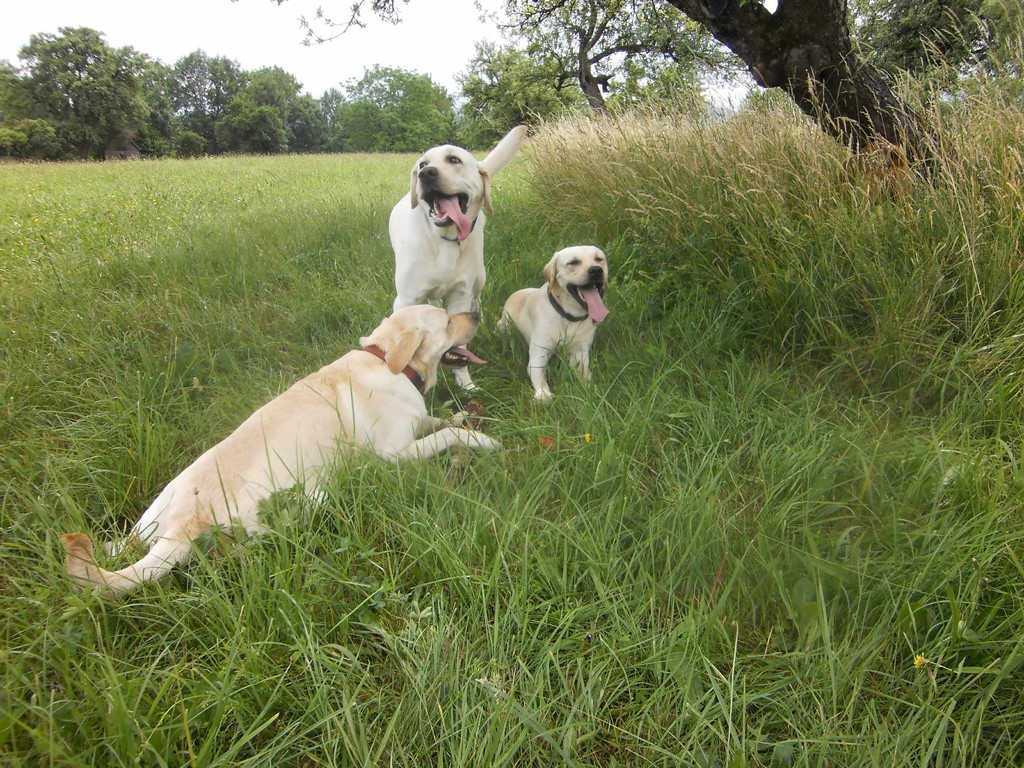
[449, 347, 486, 364]
[579, 286, 609, 323]
[436, 196, 471, 241]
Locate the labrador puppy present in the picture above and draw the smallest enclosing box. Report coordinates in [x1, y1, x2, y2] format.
[389, 125, 527, 390]
[62, 306, 499, 598]
[500, 246, 609, 401]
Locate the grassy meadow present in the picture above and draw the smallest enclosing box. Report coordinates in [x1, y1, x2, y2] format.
[2, 85, 1024, 766]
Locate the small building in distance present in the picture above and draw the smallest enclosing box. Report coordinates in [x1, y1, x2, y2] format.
[105, 132, 141, 160]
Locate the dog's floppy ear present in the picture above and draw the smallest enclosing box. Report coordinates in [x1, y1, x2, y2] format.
[480, 168, 493, 214]
[385, 328, 425, 374]
[543, 252, 560, 288]
[409, 162, 420, 208]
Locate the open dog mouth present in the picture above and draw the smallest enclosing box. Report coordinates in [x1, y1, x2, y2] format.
[424, 190, 469, 218]
[423, 190, 472, 240]
[441, 345, 487, 368]
[568, 280, 610, 323]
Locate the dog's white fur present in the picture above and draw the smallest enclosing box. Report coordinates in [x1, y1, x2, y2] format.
[500, 246, 609, 400]
[62, 306, 499, 598]
[389, 125, 527, 389]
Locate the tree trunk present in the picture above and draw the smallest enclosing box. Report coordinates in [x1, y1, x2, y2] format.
[581, 72, 608, 112]
[578, 50, 608, 113]
[664, 0, 935, 162]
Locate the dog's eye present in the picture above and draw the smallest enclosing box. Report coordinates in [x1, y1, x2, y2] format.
[447, 156, 462, 165]
[568, 259, 581, 267]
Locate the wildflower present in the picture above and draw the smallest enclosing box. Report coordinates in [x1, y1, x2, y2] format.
[584, 433, 592, 443]
[914, 653, 939, 692]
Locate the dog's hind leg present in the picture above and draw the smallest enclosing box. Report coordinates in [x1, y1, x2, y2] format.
[63, 533, 193, 598]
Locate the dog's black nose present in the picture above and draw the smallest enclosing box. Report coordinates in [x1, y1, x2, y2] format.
[418, 166, 438, 182]
[587, 266, 605, 279]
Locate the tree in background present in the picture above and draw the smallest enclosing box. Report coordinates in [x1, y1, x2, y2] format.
[215, 67, 303, 153]
[506, 0, 931, 154]
[503, 0, 727, 112]
[853, 0, 986, 76]
[659, 0, 940, 160]
[215, 102, 289, 153]
[171, 51, 248, 153]
[319, 87, 349, 151]
[174, 130, 207, 157]
[135, 57, 176, 156]
[279, 0, 973, 161]
[13, 27, 149, 158]
[457, 42, 585, 147]
[983, 0, 1024, 69]
[242, 67, 304, 112]
[6, 1, 1017, 159]
[852, 0, 1022, 89]
[0, 117, 61, 159]
[0, 60, 29, 126]
[1, 32, 336, 157]
[606, 57, 707, 114]
[287, 94, 326, 152]
[336, 66, 454, 152]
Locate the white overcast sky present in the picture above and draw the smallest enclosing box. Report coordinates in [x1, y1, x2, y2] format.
[0, 0, 507, 97]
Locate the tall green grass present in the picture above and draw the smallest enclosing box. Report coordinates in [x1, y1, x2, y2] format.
[522, 87, 1024, 416]
[2, 89, 1023, 766]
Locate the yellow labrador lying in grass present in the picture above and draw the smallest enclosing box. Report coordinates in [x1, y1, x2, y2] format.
[500, 245, 609, 400]
[62, 306, 498, 598]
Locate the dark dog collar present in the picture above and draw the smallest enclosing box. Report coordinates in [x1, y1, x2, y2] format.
[362, 345, 426, 394]
[547, 286, 589, 323]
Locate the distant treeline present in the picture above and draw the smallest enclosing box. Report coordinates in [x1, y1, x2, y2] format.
[0, 27, 545, 160]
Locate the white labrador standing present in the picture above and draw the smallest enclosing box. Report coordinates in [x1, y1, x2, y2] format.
[500, 246, 609, 400]
[389, 125, 527, 390]
[62, 306, 499, 598]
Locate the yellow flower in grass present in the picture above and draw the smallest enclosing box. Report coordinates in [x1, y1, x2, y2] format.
[584, 433, 592, 443]
[914, 653, 939, 692]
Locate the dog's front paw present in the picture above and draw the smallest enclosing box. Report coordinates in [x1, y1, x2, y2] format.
[534, 388, 553, 402]
[456, 429, 500, 452]
[472, 433, 501, 451]
[452, 368, 478, 391]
